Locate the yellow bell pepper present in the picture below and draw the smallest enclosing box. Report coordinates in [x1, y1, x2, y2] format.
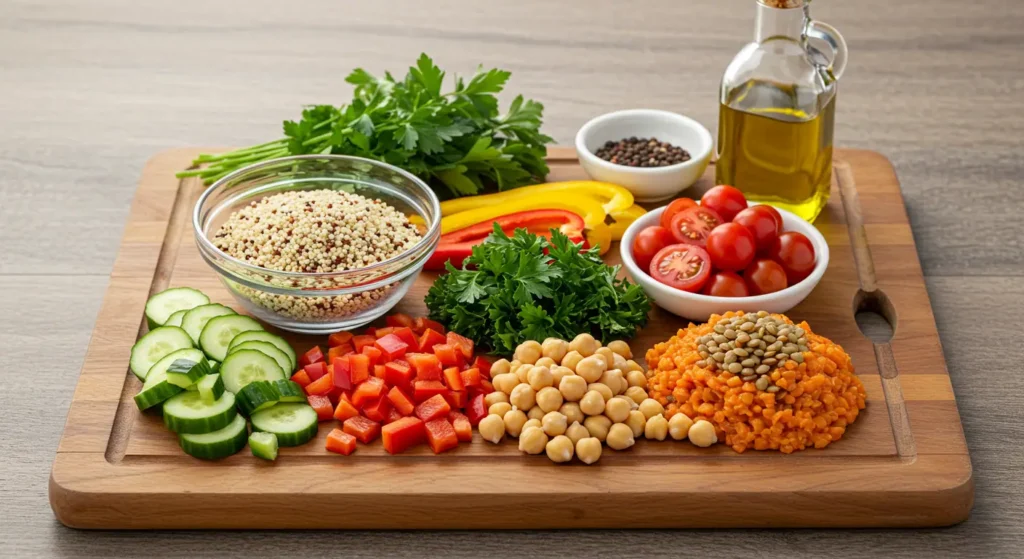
[608, 204, 648, 240]
[439, 181, 634, 217]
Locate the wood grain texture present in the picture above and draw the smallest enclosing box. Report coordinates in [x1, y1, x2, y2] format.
[2, 0, 1023, 555]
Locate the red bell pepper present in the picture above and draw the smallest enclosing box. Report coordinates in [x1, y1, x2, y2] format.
[417, 328, 447, 353]
[387, 386, 416, 416]
[290, 369, 312, 387]
[361, 345, 383, 367]
[332, 398, 360, 422]
[472, 356, 492, 379]
[343, 416, 381, 444]
[424, 418, 459, 454]
[349, 354, 371, 383]
[446, 332, 474, 361]
[328, 331, 354, 348]
[381, 416, 426, 455]
[459, 367, 482, 388]
[352, 377, 386, 408]
[326, 428, 357, 455]
[443, 390, 467, 409]
[352, 335, 376, 353]
[304, 370, 334, 396]
[307, 394, 334, 421]
[299, 346, 324, 368]
[392, 327, 418, 349]
[374, 364, 387, 379]
[385, 313, 415, 329]
[432, 344, 462, 368]
[365, 327, 377, 337]
[443, 366, 465, 391]
[412, 317, 445, 335]
[413, 380, 448, 403]
[466, 393, 488, 426]
[449, 411, 473, 443]
[362, 396, 392, 423]
[407, 353, 442, 381]
[327, 344, 354, 366]
[386, 407, 404, 424]
[304, 361, 329, 381]
[415, 394, 451, 422]
[375, 334, 409, 361]
[384, 360, 414, 389]
[374, 327, 395, 339]
[333, 357, 352, 391]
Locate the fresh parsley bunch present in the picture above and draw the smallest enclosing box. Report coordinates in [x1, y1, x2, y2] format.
[425, 225, 652, 353]
[179, 54, 553, 198]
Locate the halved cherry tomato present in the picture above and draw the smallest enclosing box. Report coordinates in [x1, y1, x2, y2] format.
[659, 198, 698, 230]
[768, 231, 817, 284]
[668, 206, 723, 247]
[733, 206, 782, 254]
[631, 226, 675, 271]
[700, 185, 748, 222]
[705, 222, 756, 272]
[649, 244, 712, 293]
[701, 271, 750, 297]
[744, 258, 789, 295]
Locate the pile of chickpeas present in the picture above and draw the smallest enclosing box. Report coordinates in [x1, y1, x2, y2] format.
[475, 333, 717, 464]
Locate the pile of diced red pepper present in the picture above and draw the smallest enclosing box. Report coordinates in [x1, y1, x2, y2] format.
[288, 314, 496, 456]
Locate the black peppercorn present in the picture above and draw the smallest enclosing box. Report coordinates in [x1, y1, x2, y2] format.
[593, 137, 691, 168]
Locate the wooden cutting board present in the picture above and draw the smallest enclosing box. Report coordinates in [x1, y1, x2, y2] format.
[48, 147, 973, 529]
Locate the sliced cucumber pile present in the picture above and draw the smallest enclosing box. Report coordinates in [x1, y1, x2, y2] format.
[229, 340, 291, 375]
[251, 403, 319, 447]
[163, 390, 238, 434]
[129, 326, 194, 381]
[181, 303, 236, 345]
[220, 349, 286, 394]
[145, 287, 210, 329]
[228, 331, 297, 371]
[134, 347, 206, 410]
[199, 314, 264, 362]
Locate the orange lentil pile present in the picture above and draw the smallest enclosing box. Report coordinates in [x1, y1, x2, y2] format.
[645, 311, 866, 453]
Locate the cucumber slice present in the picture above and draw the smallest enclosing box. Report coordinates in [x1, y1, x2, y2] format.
[229, 341, 291, 376]
[210, 361, 221, 375]
[181, 303, 236, 345]
[179, 413, 248, 460]
[220, 349, 286, 394]
[228, 331, 297, 371]
[197, 373, 225, 404]
[250, 403, 318, 447]
[137, 348, 206, 411]
[134, 376, 183, 410]
[162, 390, 238, 434]
[165, 309, 188, 328]
[272, 380, 307, 403]
[129, 326, 194, 381]
[249, 432, 279, 460]
[199, 314, 263, 362]
[145, 287, 210, 329]
[165, 358, 212, 389]
[236, 380, 281, 416]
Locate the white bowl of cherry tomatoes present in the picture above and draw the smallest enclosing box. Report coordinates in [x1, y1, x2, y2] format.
[620, 185, 828, 321]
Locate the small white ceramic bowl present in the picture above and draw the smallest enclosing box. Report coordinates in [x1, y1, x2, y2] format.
[620, 205, 830, 321]
[575, 109, 713, 203]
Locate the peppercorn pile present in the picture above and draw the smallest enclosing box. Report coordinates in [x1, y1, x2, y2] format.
[594, 137, 691, 168]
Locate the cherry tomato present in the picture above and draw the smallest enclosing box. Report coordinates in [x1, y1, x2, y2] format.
[759, 204, 783, 230]
[733, 206, 782, 254]
[768, 231, 817, 284]
[659, 198, 699, 230]
[649, 244, 712, 293]
[743, 258, 789, 295]
[700, 185, 748, 222]
[701, 271, 750, 297]
[631, 226, 675, 271]
[668, 206, 723, 247]
[705, 222, 756, 272]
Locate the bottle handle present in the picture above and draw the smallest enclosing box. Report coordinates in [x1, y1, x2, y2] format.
[807, 20, 847, 81]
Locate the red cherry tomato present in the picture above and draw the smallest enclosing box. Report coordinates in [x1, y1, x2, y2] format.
[668, 206, 723, 247]
[700, 185, 748, 222]
[659, 198, 698, 230]
[743, 258, 789, 295]
[759, 204, 783, 230]
[701, 271, 750, 297]
[705, 222, 756, 272]
[631, 226, 675, 271]
[732, 206, 782, 254]
[649, 244, 712, 293]
[768, 231, 817, 284]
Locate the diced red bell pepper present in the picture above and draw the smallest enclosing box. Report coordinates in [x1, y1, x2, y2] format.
[299, 346, 324, 368]
[479, 379, 495, 394]
[365, 327, 377, 337]
[424, 418, 459, 454]
[448, 411, 473, 443]
[290, 369, 312, 387]
[349, 354, 371, 383]
[305, 370, 334, 396]
[466, 393, 488, 426]
[385, 313, 415, 329]
[472, 356, 492, 379]
[407, 353, 442, 381]
[392, 327, 418, 349]
[413, 317, 445, 335]
[460, 367, 482, 388]
[304, 361, 329, 381]
[443, 390, 467, 409]
[361, 345, 383, 367]
[381, 416, 426, 455]
[343, 416, 381, 444]
[446, 332, 474, 361]
[413, 380, 448, 403]
[432, 344, 461, 368]
[307, 394, 334, 421]
[384, 360, 414, 389]
[326, 428, 357, 455]
[328, 385, 348, 407]
[417, 328, 447, 353]
[414, 393, 451, 422]
[362, 396, 392, 423]
[375, 334, 409, 362]
[374, 364, 387, 379]
[328, 331, 354, 348]
[327, 344, 353, 366]
[352, 335, 377, 353]
[332, 398, 360, 422]
[387, 386, 416, 416]
[351, 377, 386, 408]
[374, 327, 395, 339]
[443, 366, 465, 391]
[386, 407, 404, 424]
[332, 357, 352, 391]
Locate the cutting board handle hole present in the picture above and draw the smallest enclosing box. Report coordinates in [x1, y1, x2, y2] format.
[854, 289, 896, 343]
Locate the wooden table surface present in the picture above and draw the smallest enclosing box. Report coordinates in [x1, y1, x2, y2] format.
[2, 0, 1021, 556]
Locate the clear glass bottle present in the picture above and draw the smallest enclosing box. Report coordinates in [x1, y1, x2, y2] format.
[716, 0, 847, 222]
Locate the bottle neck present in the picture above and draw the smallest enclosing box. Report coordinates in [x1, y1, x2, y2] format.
[755, 2, 809, 44]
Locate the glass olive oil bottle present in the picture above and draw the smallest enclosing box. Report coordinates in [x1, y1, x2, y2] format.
[716, 0, 847, 222]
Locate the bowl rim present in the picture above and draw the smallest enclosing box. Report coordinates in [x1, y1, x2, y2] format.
[192, 154, 442, 281]
[575, 108, 714, 175]
[619, 203, 830, 305]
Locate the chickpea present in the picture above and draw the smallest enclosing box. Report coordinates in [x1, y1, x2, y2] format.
[604, 396, 632, 423]
[583, 415, 612, 442]
[688, 419, 718, 448]
[568, 333, 599, 357]
[607, 340, 632, 359]
[586, 383, 613, 402]
[541, 338, 570, 363]
[565, 421, 590, 445]
[535, 386, 564, 413]
[575, 356, 606, 383]
[545, 435, 574, 463]
[550, 366, 574, 387]
[514, 340, 542, 365]
[518, 426, 548, 455]
[625, 410, 647, 437]
[478, 414, 506, 443]
[560, 350, 584, 372]
[493, 373, 519, 395]
[575, 437, 603, 464]
[527, 366, 554, 390]
[514, 363, 532, 384]
[668, 412, 694, 441]
[579, 390, 606, 416]
[559, 402, 584, 425]
[606, 423, 635, 451]
[489, 358, 512, 376]
[612, 353, 628, 370]
[621, 359, 644, 374]
[503, 409, 528, 437]
[484, 391, 509, 407]
[595, 347, 616, 368]
[626, 369, 647, 389]
[522, 418, 542, 432]
[600, 369, 625, 395]
[638, 398, 665, 420]
[509, 359, 522, 370]
[558, 375, 588, 402]
[489, 402, 512, 417]
[509, 384, 536, 411]
[645, 414, 669, 441]
[534, 357, 556, 369]
[527, 406, 546, 421]
[542, 411, 568, 436]
[625, 386, 648, 405]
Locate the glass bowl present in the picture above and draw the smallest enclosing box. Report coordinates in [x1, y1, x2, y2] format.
[193, 155, 441, 334]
